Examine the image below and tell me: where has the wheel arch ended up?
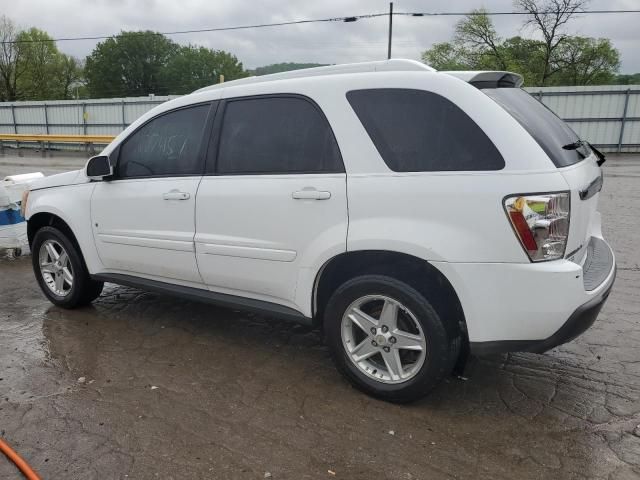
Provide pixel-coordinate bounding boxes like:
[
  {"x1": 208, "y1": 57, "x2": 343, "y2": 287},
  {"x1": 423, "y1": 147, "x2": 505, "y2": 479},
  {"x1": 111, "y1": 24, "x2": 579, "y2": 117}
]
[
  {"x1": 313, "y1": 250, "x2": 468, "y2": 342},
  {"x1": 28, "y1": 212, "x2": 85, "y2": 265}
]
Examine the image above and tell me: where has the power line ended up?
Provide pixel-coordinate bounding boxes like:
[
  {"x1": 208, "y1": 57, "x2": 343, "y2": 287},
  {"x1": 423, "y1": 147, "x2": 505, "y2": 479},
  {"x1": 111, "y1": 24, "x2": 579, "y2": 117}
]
[
  {"x1": 2, "y1": 9, "x2": 640, "y2": 45},
  {"x1": 0, "y1": 14, "x2": 389, "y2": 44},
  {"x1": 402, "y1": 9, "x2": 640, "y2": 17}
]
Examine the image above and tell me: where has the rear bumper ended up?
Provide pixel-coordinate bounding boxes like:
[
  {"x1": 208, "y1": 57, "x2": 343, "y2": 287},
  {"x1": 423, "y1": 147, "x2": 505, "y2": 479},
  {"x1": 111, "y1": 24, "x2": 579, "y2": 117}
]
[
  {"x1": 469, "y1": 263, "x2": 615, "y2": 355},
  {"x1": 432, "y1": 236, "x2": 616, "y2": 355}
]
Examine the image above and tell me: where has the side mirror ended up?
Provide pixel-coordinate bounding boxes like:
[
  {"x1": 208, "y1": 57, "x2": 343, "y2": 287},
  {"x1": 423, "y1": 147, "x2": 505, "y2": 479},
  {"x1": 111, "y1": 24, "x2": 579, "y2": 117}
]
[{"x1": 86, "y1": 155, "x2": 113, "y2": 180}]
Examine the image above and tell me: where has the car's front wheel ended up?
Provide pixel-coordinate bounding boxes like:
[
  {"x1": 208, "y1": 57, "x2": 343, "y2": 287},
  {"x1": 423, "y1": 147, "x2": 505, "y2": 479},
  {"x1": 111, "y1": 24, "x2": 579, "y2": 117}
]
[
  {"x1": 32, "y1": 226, "x2": 103, "y2": 308},
  {"x1": 324, "y1": 275, "x2": 459, "y2": 403}
]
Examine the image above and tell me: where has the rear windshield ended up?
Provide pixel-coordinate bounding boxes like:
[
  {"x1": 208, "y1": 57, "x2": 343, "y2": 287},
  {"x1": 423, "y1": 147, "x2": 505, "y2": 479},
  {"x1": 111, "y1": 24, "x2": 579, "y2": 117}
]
[{"x1": 483, "y1": 88, "x2": 588, "y2": 167}]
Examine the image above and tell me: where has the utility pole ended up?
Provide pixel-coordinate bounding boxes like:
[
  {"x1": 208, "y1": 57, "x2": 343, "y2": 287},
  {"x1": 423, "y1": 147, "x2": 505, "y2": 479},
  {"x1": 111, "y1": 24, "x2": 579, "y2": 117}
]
[{"x1": 387, "y1": 2, "x2": 393, "y2": 59}]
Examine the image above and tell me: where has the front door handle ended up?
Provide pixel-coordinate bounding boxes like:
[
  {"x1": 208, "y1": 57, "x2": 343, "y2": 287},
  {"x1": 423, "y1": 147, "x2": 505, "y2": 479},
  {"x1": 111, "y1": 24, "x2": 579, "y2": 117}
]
[
  {"x1": 163, "y1": 190, "x2": 190, "y2": 201},
  {"x1": 292, "y1": 189, "x2": 331, "y2": 200}
]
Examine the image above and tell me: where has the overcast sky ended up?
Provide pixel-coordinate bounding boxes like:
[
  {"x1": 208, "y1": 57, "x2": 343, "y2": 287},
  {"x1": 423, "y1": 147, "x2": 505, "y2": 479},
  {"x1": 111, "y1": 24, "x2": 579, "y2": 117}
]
[{"x1": 2, "y1": 0, "x2": 639, "y2": 73}]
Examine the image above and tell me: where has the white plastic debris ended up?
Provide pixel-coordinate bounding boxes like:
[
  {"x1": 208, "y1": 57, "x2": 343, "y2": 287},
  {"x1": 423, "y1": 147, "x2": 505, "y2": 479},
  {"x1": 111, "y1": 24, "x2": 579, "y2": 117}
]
[
  {"x1": 77, "y1": 376, "x2": 86, "y2": 384},
  {"x1": 388, "y1": 430, "x2": 395, "y2": 436},
  {"x1": 150, "y1": 386, "x2": 159, "y2": 390},
  {"x1": 0, "y1": 172, "x2": 44, "y2": 251}
]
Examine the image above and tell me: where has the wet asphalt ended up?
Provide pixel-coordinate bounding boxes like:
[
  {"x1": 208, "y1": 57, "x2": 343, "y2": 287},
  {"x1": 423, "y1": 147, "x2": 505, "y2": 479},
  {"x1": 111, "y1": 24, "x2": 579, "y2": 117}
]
[{"x1": 1, "y1": 152, "x2": 639, "y2": 479}]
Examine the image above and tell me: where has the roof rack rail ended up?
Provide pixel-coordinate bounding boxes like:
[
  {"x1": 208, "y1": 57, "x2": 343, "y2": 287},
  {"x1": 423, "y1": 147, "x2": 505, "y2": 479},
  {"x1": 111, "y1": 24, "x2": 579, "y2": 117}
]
[{"x1": 193, "y1": 59, "x2": 435, "y2": 93}]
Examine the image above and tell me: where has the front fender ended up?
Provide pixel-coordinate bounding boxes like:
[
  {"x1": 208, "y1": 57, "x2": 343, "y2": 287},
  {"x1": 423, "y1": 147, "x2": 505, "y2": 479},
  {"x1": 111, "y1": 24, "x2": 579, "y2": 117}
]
[{"x1": 27, "y1": 183, "x2": 104, "y2": 274}]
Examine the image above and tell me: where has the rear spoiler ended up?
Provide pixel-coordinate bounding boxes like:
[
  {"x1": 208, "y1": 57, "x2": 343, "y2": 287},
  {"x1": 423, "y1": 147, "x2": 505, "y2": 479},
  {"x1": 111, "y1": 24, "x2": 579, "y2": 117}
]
[{"x1": 441, "y1": 71, "x2": 524, "y2": 89}]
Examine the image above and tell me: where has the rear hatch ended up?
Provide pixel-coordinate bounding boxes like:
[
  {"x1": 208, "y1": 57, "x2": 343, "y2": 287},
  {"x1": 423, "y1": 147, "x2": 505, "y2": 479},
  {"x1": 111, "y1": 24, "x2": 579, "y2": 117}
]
[{"x1": 482, "y1": 87, "x2": 604, "y2": 264}]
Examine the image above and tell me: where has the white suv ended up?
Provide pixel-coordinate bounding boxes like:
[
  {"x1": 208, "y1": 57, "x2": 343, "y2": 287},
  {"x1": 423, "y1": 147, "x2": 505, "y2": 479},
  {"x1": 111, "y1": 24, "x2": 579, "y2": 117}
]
[{"x1": 24, "y1": 60, "x2": 616, "y2": 402}]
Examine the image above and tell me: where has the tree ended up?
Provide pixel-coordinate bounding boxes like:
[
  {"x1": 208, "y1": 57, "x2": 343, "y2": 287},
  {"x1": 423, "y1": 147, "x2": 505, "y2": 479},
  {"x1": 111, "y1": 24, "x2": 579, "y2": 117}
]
[
  {"x1": 58, "y1": 55, "x2": 84, "y2": 99},
  {"x1": 0, "y1": 15, "x2": 23, "y2": 101},
  {"x1": 614, "y1": 73, "x2": 640, "y2": 85},
  {"x1": 421, "y1": 8, "x2": 620, "y2": 86},
  {"x1": 421, "y1": 43, "x2": 472, "y2": 71},
  {"x1": 551, "y1": 37, "x2": 619, "y2": 85},
  {"x1": 85, "y1": 31, "x2": 178, "y2": 97},
  {"x1": 15, "y1": 28, "x2": 73, "y2": 100},
  {"x1": 161, "y1": 46, "x2": 247, "y2": 94},
  {"x1": 500, "y1": 37, "x2": 547, "y2": 86},
  {"x1": 0, "y1": 22, "x2": 83, "y2": 100},
  {"x1": 454, "y1": 9, "x2": 507, "y2": 70},
  {"x1": 252, "y1": 63, "x2": 328, "y2": 76},
  {"x1": 516, "y1": 0, "x2": 588, "y2": 85}
]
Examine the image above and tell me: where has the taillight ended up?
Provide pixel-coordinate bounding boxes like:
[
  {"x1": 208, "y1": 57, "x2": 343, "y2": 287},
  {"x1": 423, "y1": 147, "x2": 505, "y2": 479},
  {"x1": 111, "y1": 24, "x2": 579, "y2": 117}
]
[{"x1": 504, "y1": 192, "x2": 570, "y2": 262}]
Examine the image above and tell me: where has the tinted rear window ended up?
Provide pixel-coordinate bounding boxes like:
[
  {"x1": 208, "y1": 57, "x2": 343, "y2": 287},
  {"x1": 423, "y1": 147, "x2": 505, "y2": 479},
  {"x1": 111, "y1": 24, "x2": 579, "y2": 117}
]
[
  {"x1": 483, "y1": 88, "x2": 587, "y2": 167},
  {"x1": 346, "y1": 89, "x2": 504, "y2": 172}
]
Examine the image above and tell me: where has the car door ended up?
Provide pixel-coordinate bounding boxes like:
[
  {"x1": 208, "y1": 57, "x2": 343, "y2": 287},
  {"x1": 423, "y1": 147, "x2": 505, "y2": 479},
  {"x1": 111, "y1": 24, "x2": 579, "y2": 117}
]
[
  {"x1": 194, "y1": 95, "x2": 347, "y2": 309},
  {"x1": 91, "y1": 102, "x2": 214, "y2": 284}
]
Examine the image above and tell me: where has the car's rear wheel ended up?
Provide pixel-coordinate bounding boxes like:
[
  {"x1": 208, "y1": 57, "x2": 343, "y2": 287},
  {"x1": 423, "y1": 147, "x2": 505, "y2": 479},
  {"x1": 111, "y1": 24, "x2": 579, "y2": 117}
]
[
  {"x1": 32, "y1": 226, "x2": 103, "y2": 308},
  {"x1": 324, "y1": 274, "x2": 458, "y2": 403}
]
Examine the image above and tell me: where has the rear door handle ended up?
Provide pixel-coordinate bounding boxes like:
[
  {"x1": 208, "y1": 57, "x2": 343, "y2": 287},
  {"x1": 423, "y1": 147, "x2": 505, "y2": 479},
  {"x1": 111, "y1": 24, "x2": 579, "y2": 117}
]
[
  {"x1": 163, "y1": 190, "x2": 190, "y2": 200},
  {"x1": 292, "y1": 189, "x2": 331, "y2": 200}
]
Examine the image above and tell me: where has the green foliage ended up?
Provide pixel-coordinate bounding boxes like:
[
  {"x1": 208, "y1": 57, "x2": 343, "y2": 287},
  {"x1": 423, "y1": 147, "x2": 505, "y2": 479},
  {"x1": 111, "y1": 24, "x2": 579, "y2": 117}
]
[
  {"x1": 85, "y1": 31, "x2": 250, "y2": 97},
  {"x1": 422, "y1": 43, "x2": 470, "y2": 71},
  {"x1": 252, "y1": 63, "x2": 328, "y2": 76},
  {"x1": 161, "y1": 46, "x2": 248, "y2": 94},
  {"x1": 421, "y1": 11, "x2": 620, "y2": 87},
  {"x1": 1, "y1": 17, "x2": 250, "y2": 100},
  {"x1": 551, "y1": 37, "x2": 620, "y2": 85},
  {"x1": 454, "y1": 8, "x2": 507, "y2": 70},
  {"x1": 85, "y1": 31, "x2": 178, "y2": 97},
  {"x1": 0, "y1": 19, "x2": 83, "y2": 101},
  {"x1": 614, "y1": 73, "x2": 640, "y2": 85},
  {"x1": 16, "y1": 28, "x2": 83, "y2": 100}
]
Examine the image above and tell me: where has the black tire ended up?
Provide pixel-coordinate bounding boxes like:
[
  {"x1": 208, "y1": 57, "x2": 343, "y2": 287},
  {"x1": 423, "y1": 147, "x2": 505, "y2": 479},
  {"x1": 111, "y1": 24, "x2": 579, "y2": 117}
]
[
  {"x1": 324, "y1": 274, "x2": 458, "y2": 403},
  {"x1": 31, "y1": 226, "x2": 103, "y2": 308}
]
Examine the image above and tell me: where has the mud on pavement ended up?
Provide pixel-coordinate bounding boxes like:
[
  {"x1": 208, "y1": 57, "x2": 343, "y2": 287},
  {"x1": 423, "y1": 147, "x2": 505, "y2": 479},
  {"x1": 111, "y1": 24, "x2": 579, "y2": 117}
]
[{"x1": 1, "y1": 156, "x2": 639, "y2": 479}]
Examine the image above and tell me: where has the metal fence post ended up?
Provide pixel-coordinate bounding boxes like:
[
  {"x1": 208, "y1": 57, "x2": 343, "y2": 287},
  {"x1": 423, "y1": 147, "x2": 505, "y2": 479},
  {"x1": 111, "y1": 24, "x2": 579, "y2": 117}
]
[
  {"x1": 10, "y1": 104, "x2": 17, "y2": 133},
  {"x1": 43, "y1": 103, "x2": 50, "y2": 155},
  {"x1": 82, "y1": 103, "x2": 87, "y2": 135},
  {"x1": 43, "y1": 103, "x2": 49, "y2": 134},
  {"x1": 121, "y1": 99, "x2": 126, "y2": 130},
  {"x1": 82, "y1": 103, "x2": 88, "y2": 154},
  {"x1": 617, "y1": 88, "x2": 631, "y2": 154}
]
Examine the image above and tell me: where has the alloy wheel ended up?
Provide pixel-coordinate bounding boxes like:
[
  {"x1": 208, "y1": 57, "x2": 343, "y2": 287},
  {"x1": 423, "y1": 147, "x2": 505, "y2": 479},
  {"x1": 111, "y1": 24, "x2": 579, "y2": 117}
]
[
  {"x1": 39, "y1": 239, "x2": 74, "y2": 297},
  {"x1": 341, "y1": 295, "x2": 427, "y2": 384}
]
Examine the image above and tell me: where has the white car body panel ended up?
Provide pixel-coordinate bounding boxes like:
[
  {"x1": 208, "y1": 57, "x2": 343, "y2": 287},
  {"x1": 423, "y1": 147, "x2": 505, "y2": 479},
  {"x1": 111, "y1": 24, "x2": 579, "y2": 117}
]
[
  {"x1": 30, "y1": 169, "x2": 86, "y2": 190},
  {"x1": 557, "y1": 154, "x2": 603, "y2": 261},
  {"x1": 28, "y1": 183, "x2": 104, "y2": 274},
  {"x1": 24, "y1": 60, "x2": 615, "y2": 347},
  {"x1": 91, "y1": 176, "x2": 203, "y2": 283},
  {"x1": 345, "y1": 171, "x2": 569, "y2": 263},
  {"x1": 195, "y1": 173, "x2": 347, "y2": 313}
]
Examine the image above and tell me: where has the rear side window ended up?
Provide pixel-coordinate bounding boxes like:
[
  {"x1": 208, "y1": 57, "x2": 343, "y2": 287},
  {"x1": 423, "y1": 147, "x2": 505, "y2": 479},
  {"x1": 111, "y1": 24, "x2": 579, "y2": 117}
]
[
  {"x1": 117, "y1": 104, "x2": 210, "y2": 178},
  {"x1": 216, "y1": 96, "x2": 343, "y2": 175},
  {"x1": 346, "y1": 89, "x2": 504, "y2": 172},
  {"x1": 483, "y1": 88, "x2": 588, "y2": 167}
]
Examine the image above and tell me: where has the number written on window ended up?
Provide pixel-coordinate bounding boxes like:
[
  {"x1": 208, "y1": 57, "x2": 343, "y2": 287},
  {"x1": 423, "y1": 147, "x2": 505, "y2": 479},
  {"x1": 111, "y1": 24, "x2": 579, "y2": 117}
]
[{"x1": 118, "y1": 104, "x2": 210, "y2": 178}]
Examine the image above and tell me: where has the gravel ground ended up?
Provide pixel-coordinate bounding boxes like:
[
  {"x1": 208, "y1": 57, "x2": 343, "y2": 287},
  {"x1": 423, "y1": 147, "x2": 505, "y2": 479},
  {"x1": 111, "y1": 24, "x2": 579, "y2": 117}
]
[{"x1": 0, "y1": 153, "x2": 639, "y2": 479}]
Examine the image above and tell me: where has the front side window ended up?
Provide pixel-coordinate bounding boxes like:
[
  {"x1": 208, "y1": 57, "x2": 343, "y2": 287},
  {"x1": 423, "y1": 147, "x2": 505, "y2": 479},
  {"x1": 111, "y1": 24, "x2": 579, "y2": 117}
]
[
  {"x1": 117, "y1": 103, "x2": 211, "y2": 178},
  {"x1": 216, "y1": 96, "x2": 343, "y2": 175},
  {"x1": 347, "y1": 89, "x2": 504, "y2": 172}
]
